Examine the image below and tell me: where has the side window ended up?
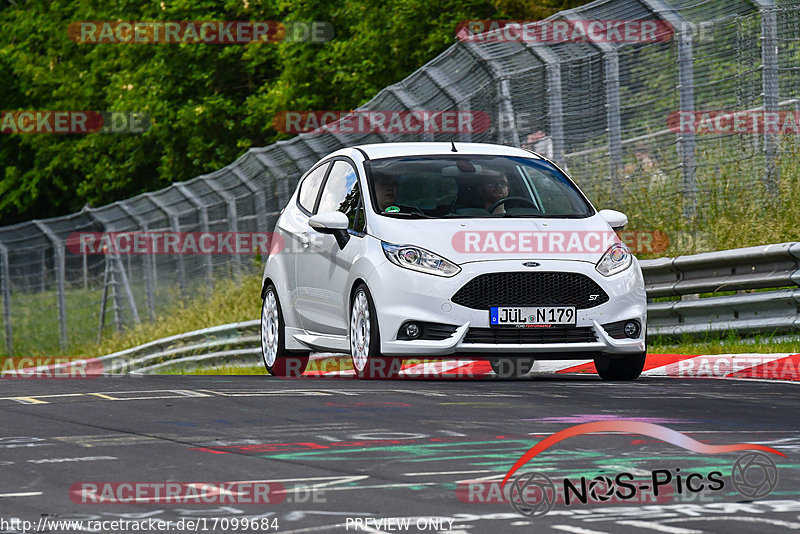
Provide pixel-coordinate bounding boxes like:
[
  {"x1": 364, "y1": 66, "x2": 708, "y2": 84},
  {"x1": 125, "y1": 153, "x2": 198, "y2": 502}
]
[
  {"x1": 297, "y1": 163, "x2": 329, "y2": 213},
  {"x1": 317, "y1": 160, "x2": 364, "y2": 233}
]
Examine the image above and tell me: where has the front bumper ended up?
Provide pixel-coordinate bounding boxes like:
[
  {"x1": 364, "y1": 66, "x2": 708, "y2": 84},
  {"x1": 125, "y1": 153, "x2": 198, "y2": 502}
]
[{"x1": 366, "y1": 258, "x2": 646, "y2": 358}]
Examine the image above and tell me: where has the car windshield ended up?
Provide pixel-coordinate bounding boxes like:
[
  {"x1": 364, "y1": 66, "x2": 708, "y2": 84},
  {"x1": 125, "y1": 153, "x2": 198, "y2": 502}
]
[{"x1": 364, "y1": 155, "x2": 594, "y2": 219}]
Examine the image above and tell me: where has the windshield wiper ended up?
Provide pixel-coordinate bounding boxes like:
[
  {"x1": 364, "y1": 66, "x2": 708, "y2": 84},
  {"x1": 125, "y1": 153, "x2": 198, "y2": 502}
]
[
  {"x1": 499, "y1": 213, "x2": 548, "y2": 218},
  {"x1": 381, "y1": 212, "x2": 437, "y2": 219}
]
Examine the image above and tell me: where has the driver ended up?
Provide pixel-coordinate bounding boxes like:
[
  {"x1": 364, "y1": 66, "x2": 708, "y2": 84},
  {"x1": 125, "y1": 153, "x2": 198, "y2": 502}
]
[
  {"x1": 477, "y1": 171, "x2": 510, "y2": 214},
  {"x1": 373, "y1": 174, "x2": 400, "y2": 212}
]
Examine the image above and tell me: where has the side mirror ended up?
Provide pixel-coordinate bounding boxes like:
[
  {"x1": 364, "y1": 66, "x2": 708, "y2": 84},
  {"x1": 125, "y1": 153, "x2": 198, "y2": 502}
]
[
  {"x1": 598, "y1": 209, "x2": 628, "y2": 231},
  {"x1": 309, "y1": 211, "x2": 350, "y2": 248}
]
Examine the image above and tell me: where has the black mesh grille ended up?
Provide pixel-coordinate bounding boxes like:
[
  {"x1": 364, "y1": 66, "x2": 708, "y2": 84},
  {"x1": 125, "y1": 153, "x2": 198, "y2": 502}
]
[
  {"x1": 451, "y1": 272, "x2": 609, "y2": 310},
  {"x1": 463, "y1": 327, "x2": 597, "y2": 344},
  {"x1": 601, "y1": 320, "x2": 627, "y2": 339}
]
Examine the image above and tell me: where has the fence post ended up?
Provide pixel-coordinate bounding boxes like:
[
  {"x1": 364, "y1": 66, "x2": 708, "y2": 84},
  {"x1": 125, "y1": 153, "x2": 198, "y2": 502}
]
[
  {"x1": 146, "y1": 193, "x2": 186, "y2": 294},
  {"x1": 387, "y1": 86, "x2": 434, "y2": 142},
  {"x1": 113, "y1": 252, "x2": 140, "y2": 326},
  {"x1": 0, "y1": 244, "x2": 12, "y2": 354},
  {"x1": 243, "y1": 153, "x2": 285, "y2": 232},
  {"x1": 423, "y1": 64, "x2": 471, "y2": 142},
  {"x1": 33, "y1": 221, "x2": 67, "y2": 350},
  {"x1": 114, "y1": 203, "x2": 156, "y2": 321},
  {"x1": 562, "y1": 12, "x2": 623, "y2": 194},
  {"x1": 175, "y1": 183, "x2": 214, "y2": 286},
  {"x1": 204, "y1": 177, "x2": 242, "y2": 276},
  {"x1": 640, "y1": 0, "x2": 697, "y2": 218},
  {"x1": 463, "y1": 42, "x2": 520, "y2": 147},
  {"x1": 522, "y1": 42, "x2": 565, "y2": 163},
  {"x1": 753, "y1": 0, "x2": 780, "y2": 195}
]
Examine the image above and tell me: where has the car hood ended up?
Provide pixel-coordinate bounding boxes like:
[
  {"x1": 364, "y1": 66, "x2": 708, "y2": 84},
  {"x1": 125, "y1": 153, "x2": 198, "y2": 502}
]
[{"x1": 369, "y1": 213, "x2": 619, "y2": 265}]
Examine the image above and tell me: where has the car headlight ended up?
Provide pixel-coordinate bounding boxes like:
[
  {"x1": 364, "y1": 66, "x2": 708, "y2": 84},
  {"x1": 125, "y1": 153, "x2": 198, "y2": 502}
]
[
  {"x1": 381, "y1": 242, "x2": 461, "y2": 277},
  {"x1": 596, "y1": 242, "x2": 632, "y2": 276}
]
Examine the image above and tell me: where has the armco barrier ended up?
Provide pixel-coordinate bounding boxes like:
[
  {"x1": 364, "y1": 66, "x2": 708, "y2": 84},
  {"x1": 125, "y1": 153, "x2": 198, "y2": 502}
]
[
  {"x1": 640, "y1": 242, "x2": 800, "y2": 338},
  {"x1": 99, "y1": 319, "x2": 259, "y2": 374}
]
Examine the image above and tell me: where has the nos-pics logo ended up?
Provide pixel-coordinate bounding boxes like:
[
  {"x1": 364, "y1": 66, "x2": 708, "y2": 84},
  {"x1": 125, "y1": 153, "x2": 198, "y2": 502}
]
[{"x1": 502, "y1": 420, "x2": 782, "y2": 518}]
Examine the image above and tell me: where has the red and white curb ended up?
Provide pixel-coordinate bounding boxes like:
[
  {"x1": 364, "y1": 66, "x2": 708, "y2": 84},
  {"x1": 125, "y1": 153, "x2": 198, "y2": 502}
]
[{"x1": 303, "y1": 353, "x2": 800, "y2": 381}]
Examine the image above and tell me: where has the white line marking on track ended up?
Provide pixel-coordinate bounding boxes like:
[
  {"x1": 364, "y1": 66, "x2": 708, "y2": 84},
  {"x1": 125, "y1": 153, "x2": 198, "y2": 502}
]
[
  {"x1": 0, "y1": 492, "x2": 42, "y2": 497},
  {"x1": 404, "y1": 469, "x2": 493, "y2": 476},
  {"x1": 659, "y1": 516, "x2": 800, "y2": 529},
  {"x1": 617, "y1": 520, "x2": 703, "y2": 533},
  {"x1": 552, "y1": 525, "x2": 612, "y2": 534},
  {"x1": 275, "y1": 523, "x2": 348, "y2": 534},
  {"x1": 312, "y1": 482, "x2": 439, "y2": 491}
]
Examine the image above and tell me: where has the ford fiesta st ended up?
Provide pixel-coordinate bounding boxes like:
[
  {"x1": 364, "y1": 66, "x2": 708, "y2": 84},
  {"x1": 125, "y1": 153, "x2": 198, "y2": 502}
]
[{"x1": 260, "y1": 142, "x2": 647, "y2": 380}]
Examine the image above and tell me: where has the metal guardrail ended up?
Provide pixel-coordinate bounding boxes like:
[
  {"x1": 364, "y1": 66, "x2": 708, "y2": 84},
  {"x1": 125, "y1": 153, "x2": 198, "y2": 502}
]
[
  {"x1": 640, "y1": 243, "x2": 800, "y2": 338},
  {"x1": 100, "y1": 319, "x2": 259, "y2": 374}
]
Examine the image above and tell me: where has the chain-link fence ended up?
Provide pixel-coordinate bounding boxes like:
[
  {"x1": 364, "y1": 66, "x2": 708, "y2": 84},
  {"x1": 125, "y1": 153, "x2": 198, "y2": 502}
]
[{"x1": 1, "y1": 0, "x2": 799, "y2": 356}]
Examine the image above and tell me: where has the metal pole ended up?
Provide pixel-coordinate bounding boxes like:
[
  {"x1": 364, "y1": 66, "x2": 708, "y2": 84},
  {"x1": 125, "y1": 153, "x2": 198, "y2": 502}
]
[
  {"x1": 146, "y1": 193, "x2": 186, "y2": 294},
  {"x1": 40, "y1": 249, "x2": 46, "y2": 292},
  {"x1": 110, "y1": 255, "x2": 122, "y2": 332},
  {"x1": 205, "y1": 177, "x2": 242, "y2": 275},
  {"x1": 233, "y1": 161, "x2": 273, "y2": 233},
  {"x1": 175, "y1": 183, "x2": 214, "y2": 286},
  {"x1": 562, "y1": 12, "x2": 623, "y2": 193},
  {"x1": 115, "y1": 203, "x2": 155, "y2": 321},
  {"x1": 463, "y1": 42, "x2": 520, "y2": 147},
  {"x1": 113, "y1": 252, "x2": 140, "y2": 325},
  {"x1": 98, "y1": 255, "x2": 109, "y2": 342},
  {"x1": 522, "y1": 42, "x2": 565, "y2": 163},
  {"x1": 753, "y1": 0, "x2": 780, "y2": 195},
  {"x1": 641, "y1": 0, "x2": 697, "y2": 218},
  {"x1": 424, "y1": 65, "x2": 471, "y2": 142},
  {"x1": 0, "y1": 245, "x2": 12, "y2": 354},
  {"x1": 34, "y1": 221, "x2": 68, "y2": 350},
  {"x1": 387, "y1": 86, "x2": 434, "y2": 142}
]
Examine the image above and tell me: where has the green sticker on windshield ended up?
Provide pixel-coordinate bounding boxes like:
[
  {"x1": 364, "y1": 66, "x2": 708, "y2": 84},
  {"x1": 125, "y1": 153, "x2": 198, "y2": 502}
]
[{"x1": 385, "y1": 206, "x2": 400, "y2": 213}]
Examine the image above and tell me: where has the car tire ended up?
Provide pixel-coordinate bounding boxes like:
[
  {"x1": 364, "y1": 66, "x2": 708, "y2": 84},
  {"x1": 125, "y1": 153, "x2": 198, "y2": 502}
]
[
  {"x1": 261, "y1": 284, "x2": 309, "y2": 377},
  {"x1": 594, "y1": 352, "x2": 646, "y2": 381},
  {"x1": 489, "y1": 358, "x2": 535, "y2": 378},
  {"x1": 349, "y1": 283, "x2": 401, "y2": 379}
]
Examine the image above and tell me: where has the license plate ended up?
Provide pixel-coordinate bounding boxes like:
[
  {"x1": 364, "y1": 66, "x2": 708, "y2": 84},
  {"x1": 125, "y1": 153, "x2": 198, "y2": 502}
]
[{"x1": 490, "y1": 306, "x2": 576, "y2": 327}]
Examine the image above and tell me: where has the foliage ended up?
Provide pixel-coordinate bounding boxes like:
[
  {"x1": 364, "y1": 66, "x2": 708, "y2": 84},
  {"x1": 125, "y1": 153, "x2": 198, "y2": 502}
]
[{"x1": 0, "y1": 0, "x2": 595, "y2": 225}]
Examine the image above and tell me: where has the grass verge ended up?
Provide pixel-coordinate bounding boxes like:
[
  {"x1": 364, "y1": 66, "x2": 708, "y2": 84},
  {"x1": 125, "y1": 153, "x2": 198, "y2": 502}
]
[{"x1": 1, "y1": 274, "x2": 261, "y2": 363}]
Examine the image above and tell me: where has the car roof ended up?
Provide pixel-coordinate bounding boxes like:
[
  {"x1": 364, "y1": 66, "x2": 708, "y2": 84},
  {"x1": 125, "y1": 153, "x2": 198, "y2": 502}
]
[{"x1": 333, "y1": 142, "x2": 544, "y2": 161}]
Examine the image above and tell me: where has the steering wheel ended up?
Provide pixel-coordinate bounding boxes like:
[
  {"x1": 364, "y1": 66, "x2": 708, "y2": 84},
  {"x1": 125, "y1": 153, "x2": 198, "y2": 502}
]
[{"x1": 487, "y1": 196, "x2": 539, "y2": 213}]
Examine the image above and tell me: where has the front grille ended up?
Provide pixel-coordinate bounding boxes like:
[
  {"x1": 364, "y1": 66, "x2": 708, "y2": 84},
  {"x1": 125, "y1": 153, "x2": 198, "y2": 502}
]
[
  {"x1": 451, "y1": 272, "x2": 609, "y2": 310},
  {"x1": 463, "y1": 326, "x2": 597, "y2": 344}
]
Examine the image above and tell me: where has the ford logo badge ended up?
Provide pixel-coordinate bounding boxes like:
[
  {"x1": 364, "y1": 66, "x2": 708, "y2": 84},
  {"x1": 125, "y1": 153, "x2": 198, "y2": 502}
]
[{"x1": 523, "y1": 262, "x2": 540, "y2": 267}]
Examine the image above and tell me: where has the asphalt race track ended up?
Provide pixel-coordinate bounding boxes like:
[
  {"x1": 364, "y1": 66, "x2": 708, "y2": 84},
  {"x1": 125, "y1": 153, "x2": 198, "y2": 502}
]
[{"x1": 0, "y1": 374, "x2": 798, "y2": 534}]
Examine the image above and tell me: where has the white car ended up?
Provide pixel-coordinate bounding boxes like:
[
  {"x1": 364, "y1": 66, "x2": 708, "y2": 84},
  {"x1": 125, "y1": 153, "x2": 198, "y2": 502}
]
[{"x1": 260, "y1": 142, "x2": 647, "y2": 380}]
